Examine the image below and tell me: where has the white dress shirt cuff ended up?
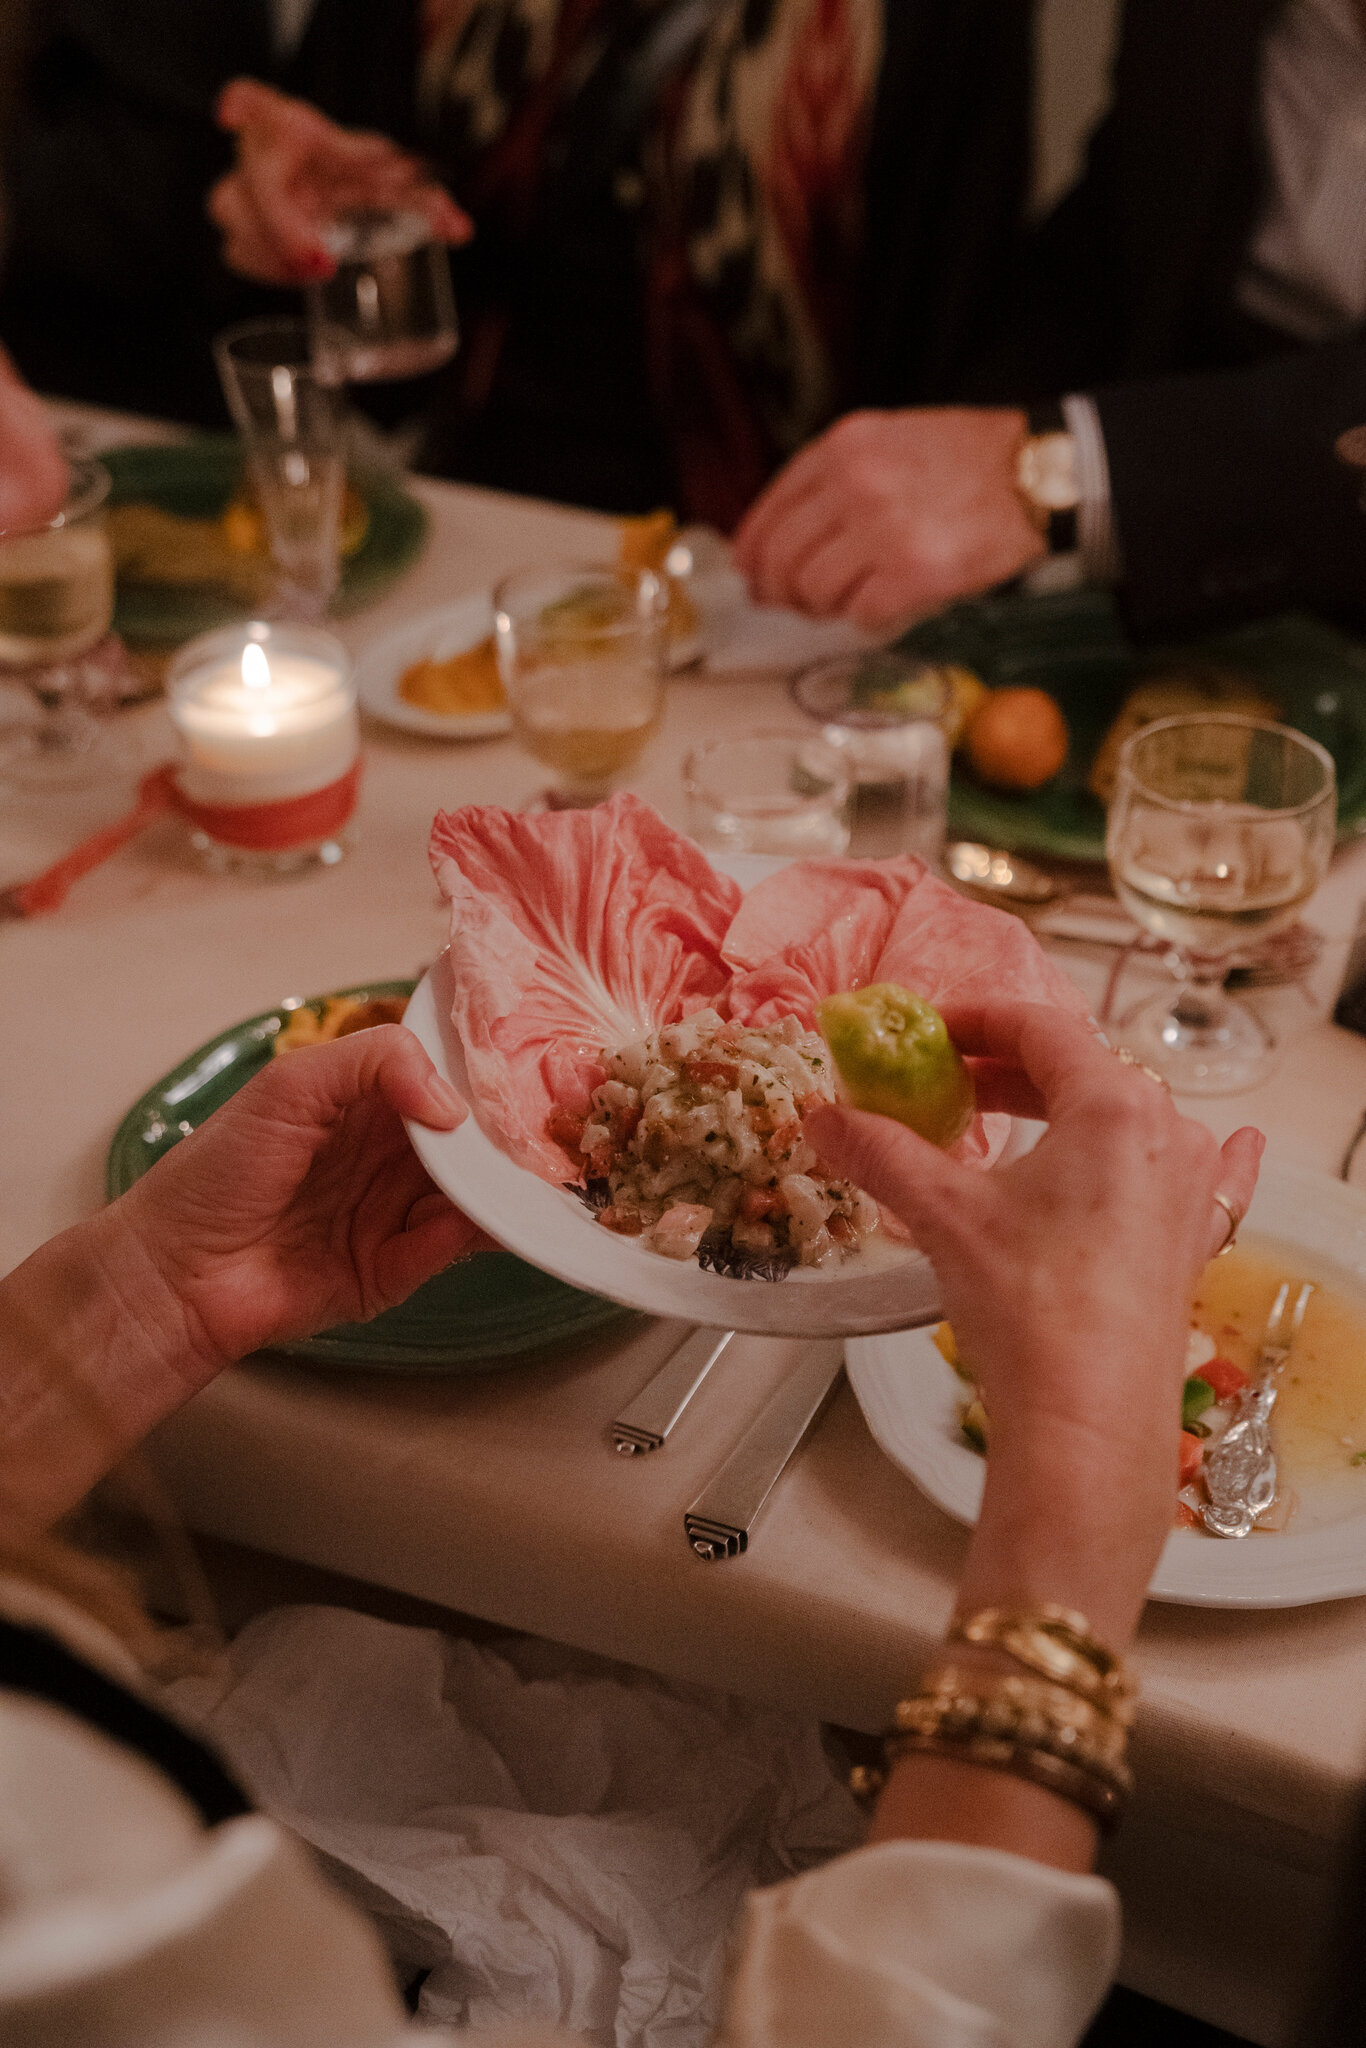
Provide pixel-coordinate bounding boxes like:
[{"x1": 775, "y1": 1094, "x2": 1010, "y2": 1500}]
[
  {"x1": 715, "y1": 1838, "x2": 1121, "y2": 2048},
  {"x1": 1061, "y1": 394, "x2": 1122, "y2": 583}
]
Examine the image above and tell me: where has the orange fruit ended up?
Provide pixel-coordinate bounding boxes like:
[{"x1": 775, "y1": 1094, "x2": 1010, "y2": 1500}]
[{"x1": 964, "y1": 687, "x2": 1069, "y2": 791}]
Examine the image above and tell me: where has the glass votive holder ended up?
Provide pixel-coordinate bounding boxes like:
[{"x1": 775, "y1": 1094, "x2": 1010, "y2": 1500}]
[
  {"x1": 684, "y1": 728, "x2": 851, "y2": 857},
  {"x1": 168, "y1": 621, "x2": 360, "y2": 875},
  {"x1": 790, "y1": 651, "x2": 950, "y2": 862}
]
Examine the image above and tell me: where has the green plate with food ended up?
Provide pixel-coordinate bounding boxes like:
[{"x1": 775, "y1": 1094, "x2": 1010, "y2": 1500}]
[
  {"x1": 896, "y1": 588, "x2": 1366, "y2": 862},
  {"x1": 106, "y1": 981, "x2": 635, "y2": 1373},
  {"x1": 103, "y1": 439, "x2": 428, "y2": 647}
]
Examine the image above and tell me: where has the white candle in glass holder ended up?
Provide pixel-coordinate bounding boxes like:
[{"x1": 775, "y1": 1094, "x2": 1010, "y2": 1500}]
[{"x1": 169, "y1": 624, "x2": 358, "y2": 806}]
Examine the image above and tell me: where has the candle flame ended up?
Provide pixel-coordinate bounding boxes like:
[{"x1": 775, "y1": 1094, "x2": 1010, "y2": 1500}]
[{"x1": 241, "y1": 642, "x2": 271, "y2": 691}]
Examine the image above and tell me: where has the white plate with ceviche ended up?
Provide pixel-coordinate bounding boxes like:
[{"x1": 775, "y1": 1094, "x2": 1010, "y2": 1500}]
[
  {"x1": 846, "y1": 1160, "x2": 1366, "y2": 1608},
  {"x1": 403, "y1": 794, "x2": 1091, "y2": 1339}
]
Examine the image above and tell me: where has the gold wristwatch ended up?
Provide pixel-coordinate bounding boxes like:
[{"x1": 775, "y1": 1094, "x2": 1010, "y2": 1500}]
[{"x1": 1015, "y1": 401, "x2": 1080, "y2": 553}]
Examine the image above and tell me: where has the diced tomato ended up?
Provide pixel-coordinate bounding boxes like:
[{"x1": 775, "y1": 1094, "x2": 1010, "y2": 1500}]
[
  {"x1": 828, "y1": 1214, "x2": 856, "y2": 1245},
  {"x1": 546, "y1": 1107, "x2": 586, "y2": 1151},
  {"x1": 764, "y1": 1118, "x2": 803, "y2": 1162},
  {"x1": 1196, "y1": 1356, "x2": 1248, "y2": 1402},
  {"x1": 1175, "y1": 1499, "x2": 1202, "y2": 1530},
  {"x1": 608, "y1": 1101, "x2": 642, "y2": 1146},
  {"x1": 1178, "y1": 1432, "x2": 1205, "y2": 1485},
  {"x1": 598, "y1": 1207, "x2": 644, "y2": 1236},
  {"x1": 684, "y1": 1057, "x2": 740, "y2": 1089},
  {"x1": 740, "y1": 1185, "x2": 786, "y2": 1223},
  {"x1": 585, "y1": 1142, "x2": 614, "y2": 1179}
]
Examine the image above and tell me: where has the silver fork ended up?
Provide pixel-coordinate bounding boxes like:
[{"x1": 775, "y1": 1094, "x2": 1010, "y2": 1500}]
[{"x1": 1199, "y1": 1280, "x2": 1316, "y2": 1538}]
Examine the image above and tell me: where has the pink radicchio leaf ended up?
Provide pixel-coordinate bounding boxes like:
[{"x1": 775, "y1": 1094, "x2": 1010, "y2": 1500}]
[{"x1": 430, "y1": 794, "x2": 741, "y2": 1178}]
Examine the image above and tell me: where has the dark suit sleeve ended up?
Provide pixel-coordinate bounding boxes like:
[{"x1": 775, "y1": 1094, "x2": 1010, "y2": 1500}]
[{"x1": 1094, "y1": 339, "x2": 1366, "y2": 639}]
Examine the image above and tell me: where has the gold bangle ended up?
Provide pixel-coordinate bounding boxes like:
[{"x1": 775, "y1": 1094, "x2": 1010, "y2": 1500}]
[
  {"x1": 852, "y1": 1665, "x2": 1132, "y2": 1832},
  {"x1": 947, "y1": 1604, "x2": 1137, "y2": 1726},
  {"x1": 898, "y1": 1667, "x2": 1131, "y2": 1774},
  {"x1": 886, "y1": 1729, "x2": 1127, "y2": 1834}
]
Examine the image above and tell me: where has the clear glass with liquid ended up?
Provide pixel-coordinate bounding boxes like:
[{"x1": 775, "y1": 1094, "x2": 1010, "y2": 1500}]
[
  {"x1": 0, "y1": 459, "x2": 116, "y2": 792},
  {"x1": 309, "y1": 209, "x2": 458, "y2": 384},
  {"x1": 684, "y1": 730, "x2": 852, "y2": 857},
  {"x1": 1106, "y1": 715, "x2": 1336, "y2": 1092},
  {"x1": 495, "y1": 565, "x2": 667, "y2": 806}
]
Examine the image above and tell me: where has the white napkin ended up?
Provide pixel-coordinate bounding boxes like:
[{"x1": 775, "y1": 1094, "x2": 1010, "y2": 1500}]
[{"x1": 164, "y1": 1607, "x2": 863, "y2": 2048}]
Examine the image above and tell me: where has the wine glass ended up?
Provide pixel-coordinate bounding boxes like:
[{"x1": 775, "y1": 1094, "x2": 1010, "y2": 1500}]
[
  {"x1": 214, "y1": 318, "x2": 347, "y2": 622},
  {"x1": 307, "y1": 209, "x2": 458, "y2": 385},
  {"x1": 494, "y1": 564, "x2": 668, "y2": 808},
  {"x1": 0, "y1": 458, "x2": 115, "y2": 792},
  {"x1": 1106, "y1": 714, "x2": 1336, "y2": 1093}
]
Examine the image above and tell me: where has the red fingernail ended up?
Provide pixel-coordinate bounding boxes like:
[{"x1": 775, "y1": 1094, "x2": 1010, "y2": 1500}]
[{"x1": 290, "y1": 251, "x2": 334, "y2": 282}]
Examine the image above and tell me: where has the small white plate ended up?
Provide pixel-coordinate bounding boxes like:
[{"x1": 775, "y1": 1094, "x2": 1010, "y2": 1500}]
[
  {"x1": 356, "y1": 594, "x2": 510, "y2": 739},
  {"x1": 846, "y1": 1160, "x2": 1366, "y2": 1609}
]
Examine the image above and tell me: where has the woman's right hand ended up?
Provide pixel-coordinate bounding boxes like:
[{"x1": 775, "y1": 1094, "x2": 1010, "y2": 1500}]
[
  {"x1": 209, "y1": 79, "x2": 471, "y2": 285},
  {"x1": 806, "y1": 1002, "x2": 1264, "y2": 1650}
]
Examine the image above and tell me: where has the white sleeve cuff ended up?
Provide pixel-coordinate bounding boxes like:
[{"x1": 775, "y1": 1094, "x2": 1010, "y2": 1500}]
[
  {"x1": 1061, "y1": 394, "x2": 1122, "y2": 583},
  {"x1": 715, "y1": 1838, "x2": 1120, "y2": 2048}
]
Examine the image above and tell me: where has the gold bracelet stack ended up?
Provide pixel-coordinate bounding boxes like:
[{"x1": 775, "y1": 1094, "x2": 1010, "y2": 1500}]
[{"x1": 851, "y1": 1605, "x2": 1136, "y2": 1834}]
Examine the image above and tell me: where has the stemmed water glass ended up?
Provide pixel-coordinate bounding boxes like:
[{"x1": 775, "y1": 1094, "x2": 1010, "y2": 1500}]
[
  {"x1": 215, "y1": 318, "x2": 347, "y2": 622},
  {"x1": 307, "y1": 210, "x2": 458, "y2": 385},
  {"x1": 0, "y1": 458, "x2": 116, "y2": 792},
  {"x1": 494, "y1": 565, "x2": 668, "y2": 808},
  {"x1": 1106, "y1": 714, "x2": 1337, "y2": 1093}
]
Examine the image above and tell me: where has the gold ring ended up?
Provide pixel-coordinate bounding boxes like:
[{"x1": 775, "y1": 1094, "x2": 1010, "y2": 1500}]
[
  {"x1": 1212, "y1": 1191, "x2": 1242, "y2": 1257},
  {"x1": 1113, "y1": 1045, "x2": 1172, "y2": 1094}
]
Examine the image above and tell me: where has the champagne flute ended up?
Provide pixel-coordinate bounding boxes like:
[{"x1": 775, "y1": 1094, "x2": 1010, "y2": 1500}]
[
  {"x1": 214, "y1": 318, "x2": 347, "y2": 623},
  {"x1": 494, "y1": 565, "x2": 668, "y2": 808},
  {"x1": 1106, "y1": 714, "x2": 1336, "y2": 1093},
  {"x1": 0, "y1": 458, "x2": 115, "y2": 792}
]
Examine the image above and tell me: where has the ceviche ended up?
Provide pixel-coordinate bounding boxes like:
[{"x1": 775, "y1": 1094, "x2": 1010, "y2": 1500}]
[{"x1": 548, "y1": 1008, "x2": 878, "y2": 1272}]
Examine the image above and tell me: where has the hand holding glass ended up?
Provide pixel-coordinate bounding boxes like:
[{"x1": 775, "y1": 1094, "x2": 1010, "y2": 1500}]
[
  {"x1": 1106, "y1": 714, "x2": 1336, "y2": 1092},
  {"x1": 308, "y1": 209, "x2": 458, "y2": 384}
]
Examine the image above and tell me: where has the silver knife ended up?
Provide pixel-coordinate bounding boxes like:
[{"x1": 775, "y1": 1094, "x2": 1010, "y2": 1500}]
[
  {"x1": 611, "y1": 1327, "x2": 734, "y2": 1454},
  {"x1": 684, "y1": 1342, "x2": 844, "y2": 1559}
]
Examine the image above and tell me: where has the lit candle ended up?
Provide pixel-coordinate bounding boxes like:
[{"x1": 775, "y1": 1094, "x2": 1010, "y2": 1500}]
[
  {"x1": 167, "y1": 622, "x2": 359, "y2": 867},
  {"x1": 170, "y1": 622, "x2": 358, "y2": 803}
]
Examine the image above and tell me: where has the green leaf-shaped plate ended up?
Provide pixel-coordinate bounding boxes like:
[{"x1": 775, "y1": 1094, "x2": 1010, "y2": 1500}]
[
  {"x1": 104, "y1": 439, "x2": 428, "y2": 646},
  {"x1": 897, "y1": 589, "x2": 1366, "y2": 863},
  {"x1": 106, "y1": 982, "x2": 636, "y2": 1374}
]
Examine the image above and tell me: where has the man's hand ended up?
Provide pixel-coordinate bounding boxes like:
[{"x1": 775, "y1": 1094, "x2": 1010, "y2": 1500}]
[
  {"x1": 209, "y1": 79, "x2": 471, "y2": 285},
  {"x1": 732, "y1": 407, "x2": 1046, "y2": 632}
]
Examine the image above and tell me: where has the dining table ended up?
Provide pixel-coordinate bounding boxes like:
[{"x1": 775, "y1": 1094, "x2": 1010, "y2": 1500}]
[{"x1": 7, "y1": 397, "x2": 1366, "y2": 2047}]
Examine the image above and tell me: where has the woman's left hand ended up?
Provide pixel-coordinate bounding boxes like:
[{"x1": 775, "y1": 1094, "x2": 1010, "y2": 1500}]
[
  {"x1": 0, "y1": 1026, "x2": 487, "y2": 1527},
  {"x1": 114, "y1": 1025, "x2": 486, "y2": 1377}
]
